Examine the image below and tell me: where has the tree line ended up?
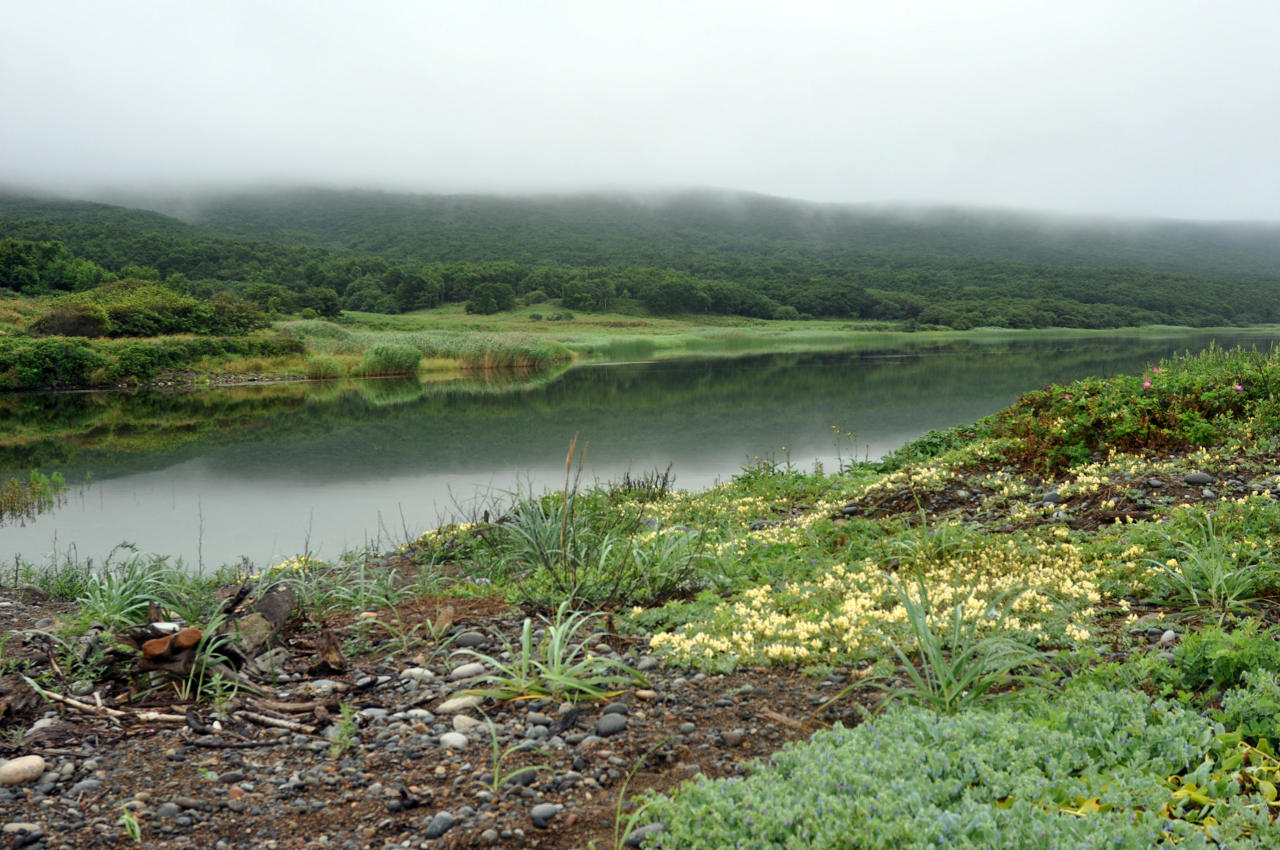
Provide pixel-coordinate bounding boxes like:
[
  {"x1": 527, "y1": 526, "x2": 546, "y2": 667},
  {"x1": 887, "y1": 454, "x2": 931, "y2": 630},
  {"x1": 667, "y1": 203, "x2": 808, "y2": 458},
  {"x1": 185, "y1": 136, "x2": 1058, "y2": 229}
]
[{"x1": 3, "y1": 191, "x2": 1279, "y2": 330}]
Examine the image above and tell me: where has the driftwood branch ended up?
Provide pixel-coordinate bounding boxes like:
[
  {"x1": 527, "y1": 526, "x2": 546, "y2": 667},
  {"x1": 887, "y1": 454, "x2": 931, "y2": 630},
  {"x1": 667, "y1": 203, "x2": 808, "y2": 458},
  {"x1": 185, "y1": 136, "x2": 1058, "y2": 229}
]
[
  {"x1": 23, "y1": 678, "x2": 186, "y2": 723},
  {"x1": 238, "y1": 709, "x2": 318, "y2": 736}
]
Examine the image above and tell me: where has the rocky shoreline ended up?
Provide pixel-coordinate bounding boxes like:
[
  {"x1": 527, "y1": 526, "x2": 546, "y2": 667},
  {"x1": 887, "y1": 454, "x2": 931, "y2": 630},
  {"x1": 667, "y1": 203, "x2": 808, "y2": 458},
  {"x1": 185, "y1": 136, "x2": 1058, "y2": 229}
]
[{"x1": 0, "y1": 590, "x2": 842, "y2": 850}]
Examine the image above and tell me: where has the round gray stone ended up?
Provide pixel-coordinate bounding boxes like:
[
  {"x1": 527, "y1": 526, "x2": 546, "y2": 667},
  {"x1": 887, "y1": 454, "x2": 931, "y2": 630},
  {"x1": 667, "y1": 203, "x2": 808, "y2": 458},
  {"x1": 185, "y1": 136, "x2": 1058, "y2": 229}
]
[
  {"x1": 625, "y1": 822, "x2": 668, "y2": 846},
  {"x1": 595, "y1": 714, "x2": 628, "y2": 737},
  {"x1": 439, "y1": 732, "x2": 469, "y2": 750},
  {"x1": 449, "y1": 662, "x2": 486, "y2": 681},
  {"x1": 530, "y1": 802, "x2": 562, "y2": 828},
  {"x1": 423, "y1": 811, "x2": 456, "y2": 839}
]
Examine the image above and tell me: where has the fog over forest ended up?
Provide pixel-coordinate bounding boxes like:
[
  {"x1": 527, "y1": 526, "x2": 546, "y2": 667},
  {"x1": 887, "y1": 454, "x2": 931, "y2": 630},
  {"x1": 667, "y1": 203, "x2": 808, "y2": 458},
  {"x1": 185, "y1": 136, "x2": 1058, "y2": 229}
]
[{"x1": 2, "y1": 1, "x2": 1278, "y2": 221}]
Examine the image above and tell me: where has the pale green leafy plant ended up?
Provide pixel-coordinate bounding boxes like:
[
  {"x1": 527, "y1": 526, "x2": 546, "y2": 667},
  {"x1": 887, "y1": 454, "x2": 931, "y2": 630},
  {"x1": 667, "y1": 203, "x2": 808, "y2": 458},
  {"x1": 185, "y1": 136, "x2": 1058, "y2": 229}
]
[
  {"x1": 879, "y1": 576, "x2": 1054, "y2": 715},
  {"x1": 454, "y1": 600, "x2": 646, "y2": 702}
]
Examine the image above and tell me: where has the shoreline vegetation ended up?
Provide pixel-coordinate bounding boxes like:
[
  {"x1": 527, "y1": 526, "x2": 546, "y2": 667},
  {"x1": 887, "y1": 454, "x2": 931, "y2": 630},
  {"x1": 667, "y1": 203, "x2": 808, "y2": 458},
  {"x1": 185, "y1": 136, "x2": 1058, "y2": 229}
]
[
  {"x1": 3, "y1": 298, "x2": 1278, "y2": 392},
  {"x1": 8, "y1": 346, "x2": 1280, "y2": 845}
]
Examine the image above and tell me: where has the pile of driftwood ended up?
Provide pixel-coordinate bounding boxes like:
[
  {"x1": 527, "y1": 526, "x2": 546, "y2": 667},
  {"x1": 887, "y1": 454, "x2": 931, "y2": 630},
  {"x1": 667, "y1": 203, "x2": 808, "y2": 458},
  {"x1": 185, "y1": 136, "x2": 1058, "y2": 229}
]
[{"x1": 3, "y1": 581, "x2": 369, "y2": 750}]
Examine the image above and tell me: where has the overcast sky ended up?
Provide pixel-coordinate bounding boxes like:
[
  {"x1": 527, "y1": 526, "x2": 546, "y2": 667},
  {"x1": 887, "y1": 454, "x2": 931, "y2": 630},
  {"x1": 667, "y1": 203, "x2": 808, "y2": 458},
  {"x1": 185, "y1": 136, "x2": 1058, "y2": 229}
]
[{"x1": 2, "y1": 0, "x2": 1278, "y2": 220}]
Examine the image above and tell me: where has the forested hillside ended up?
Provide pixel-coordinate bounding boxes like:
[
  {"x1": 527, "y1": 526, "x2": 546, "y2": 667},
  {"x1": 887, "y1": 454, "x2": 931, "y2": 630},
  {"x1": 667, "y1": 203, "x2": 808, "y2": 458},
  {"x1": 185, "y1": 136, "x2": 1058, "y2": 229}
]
[{"x1": 3, "y1": 187, "x2": 1279, "y2": 329}]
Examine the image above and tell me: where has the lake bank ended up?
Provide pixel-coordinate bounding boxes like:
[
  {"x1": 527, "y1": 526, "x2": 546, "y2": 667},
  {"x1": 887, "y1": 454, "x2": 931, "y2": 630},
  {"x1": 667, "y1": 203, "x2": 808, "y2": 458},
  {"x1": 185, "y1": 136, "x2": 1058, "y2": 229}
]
[
  {"x1": 7, "y1": 345, "x2": 1280, "y2": 846},
  {"x1": 5, "y1": 328, "x2": 1280, "y2": 570}
]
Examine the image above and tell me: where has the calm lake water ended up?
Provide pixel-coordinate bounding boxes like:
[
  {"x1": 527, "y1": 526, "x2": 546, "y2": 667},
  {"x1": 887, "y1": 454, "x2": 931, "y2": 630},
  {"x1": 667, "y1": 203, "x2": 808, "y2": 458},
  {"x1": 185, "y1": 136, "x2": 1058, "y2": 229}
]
[{"x1": 3, "y1": 330, "x2": 1277, "y2": 570}]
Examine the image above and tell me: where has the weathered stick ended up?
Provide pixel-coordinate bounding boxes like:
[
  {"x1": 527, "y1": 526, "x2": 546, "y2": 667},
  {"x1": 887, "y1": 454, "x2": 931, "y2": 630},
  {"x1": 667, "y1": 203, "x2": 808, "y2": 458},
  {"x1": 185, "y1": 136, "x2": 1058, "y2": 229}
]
[
  {"x1": 237, "y1": 710, "x2": 318, "y2": 735},
  {"x1": 23, "y1": 679, "x2": 186, "y2": 723}
]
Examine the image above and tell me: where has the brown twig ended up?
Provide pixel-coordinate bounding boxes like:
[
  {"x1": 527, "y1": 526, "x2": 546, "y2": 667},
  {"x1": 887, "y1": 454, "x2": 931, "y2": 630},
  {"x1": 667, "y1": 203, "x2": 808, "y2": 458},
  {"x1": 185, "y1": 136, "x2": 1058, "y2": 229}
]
[
  {"x1": 237, "y1": 710, "x2": 318, "y2": 736},
  {"x1": 24, "y1": 679, "x2": 186, "y2": 723}
]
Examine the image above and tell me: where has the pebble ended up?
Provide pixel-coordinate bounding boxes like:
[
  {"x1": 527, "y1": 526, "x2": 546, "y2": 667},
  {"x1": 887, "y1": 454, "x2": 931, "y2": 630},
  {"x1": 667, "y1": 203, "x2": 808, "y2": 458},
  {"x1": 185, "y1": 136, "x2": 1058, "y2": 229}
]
[
  {"x1": 722, "y1": 729, "x2": 745, "y2": 747},
  {"x1": 401, "y1": 667, "x2": 433, "y2": 682},
  {"x1": 423, "y1": 811, "x2": 456, "y2": 839},
  {"x1": 602, "y1": 702, "x2": 629, "y2": 716},
  {"x1": 305, "y1": 679, "x2": 342, "y2": 696},
  {"x1": 529, "y1": 803, "x2": 562, "y2": 828},
  {"x1": 595, "y1": 714, "x2": 628, "y2": 737},
  {"x1": 1, "y1": 823, "x2": 43, "y2": 849},
  {"x1": 437, "y1": 694, "x2": 483, "y2": 714},
  {"x1": 452, "y1": 715, "x2": 482, "y2": 733},
  {"x1": 440, "y1": 732, "x2": 469, "y2": 750},
  {"x1": 1183, "y1": 472, "x2": 1216, "y2": 485},
  {"x1": 625, "y1": 822, "x2": 668, "y2": 846},
  {"x1": 0, "y1": 756, "x2": 46, "y2": 786},
  {"x1": 455, "y1": 631, "x2": 486, "y2": 648},
  {"x1": 449, "y1": 662, "x2": 486, "y2": 681},
  {"x1": 1159, "y1": 629, "x2": 1178, "y2": 646}
]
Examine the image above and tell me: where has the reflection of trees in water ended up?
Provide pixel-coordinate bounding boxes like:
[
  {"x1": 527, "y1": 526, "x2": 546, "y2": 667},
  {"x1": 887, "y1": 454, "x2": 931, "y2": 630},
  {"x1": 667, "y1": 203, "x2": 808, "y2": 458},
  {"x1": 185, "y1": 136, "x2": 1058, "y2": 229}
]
[{"x1": 3, "y1": 333, "x2": 1276, "y2": 482}]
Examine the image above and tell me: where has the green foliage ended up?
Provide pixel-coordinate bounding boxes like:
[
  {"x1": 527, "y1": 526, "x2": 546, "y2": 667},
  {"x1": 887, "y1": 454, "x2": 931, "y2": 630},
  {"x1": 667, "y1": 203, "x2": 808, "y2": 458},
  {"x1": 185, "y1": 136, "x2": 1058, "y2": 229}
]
[
  {"x1": 7, "y1": 189, "x2": 1280, "y2": 327},
  {"x1": 352, "y1": 342, "x2": 423, "y2": 377},
  {"x1": 650, "y1": 688, "x2": 1280, "y2": 849},
  {"x1": 1221, "y1": 670, "x2": 1280, "y2": 740},
  {"x1": 1175, "y1": 620, "x2": 1280, "y2": 693},
  {"x1": 0, "y1": 333, "x2": 304, "y2": 389},
  {"x1": 304, "y1": 354, "x2": 341, "y2": 379},
  {"x1": 988, "y1": 345, "x2": 1280, "y2": 472},
  {"x1": 480, "y1": 712, "x2": 550, "y2": 793},
  {"x1": 454, "y1": 601, "x2": 646, "y2": 702},
  {"x1": 270, "y1": 556, "x2": 408, "y2": 619},
  {"x1": 1148, "y1": 512, "x2": 1272, "y2": 619},
  {"x1": 876, "y1": 424, "x2": 974, "y2": 473},
  {"x1": 29, "y1": 279, "x2": 270, "y2": 337},
  {"x1": 876, "y1": 577, "x2": 1053, "y2": 714},
  {"x1": 328, "y1": 702, "x2": 359, "y2": 758},
  {"x1": 74, "y1": 554, "x2": 165, "y2": 629},
  {"x1": 465, "y1": 281, "x2": 517, "y2": 314},
  {"x1": 0, "y1": 237, "x2": 113, "y2": 293},
  {"x1": 484, "y1": 465, "x2": 709, "y2": 610}
]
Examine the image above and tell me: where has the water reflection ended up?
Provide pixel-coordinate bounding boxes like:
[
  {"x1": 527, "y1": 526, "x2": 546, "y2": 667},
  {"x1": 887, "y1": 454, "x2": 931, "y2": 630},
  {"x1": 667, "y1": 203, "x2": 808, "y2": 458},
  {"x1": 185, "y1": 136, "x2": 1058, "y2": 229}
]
[{"x1": 3, "y1": 331, "x2": 1276, "y2": 569}]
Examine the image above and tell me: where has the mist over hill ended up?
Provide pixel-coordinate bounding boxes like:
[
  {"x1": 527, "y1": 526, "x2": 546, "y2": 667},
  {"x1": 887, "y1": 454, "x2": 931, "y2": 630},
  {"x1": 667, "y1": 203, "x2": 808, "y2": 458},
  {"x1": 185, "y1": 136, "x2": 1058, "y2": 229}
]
[
  {"x1": 164, "y1": 187, "x2": 1280, "y2": 280},
  {"x1": 3, "y1": 185, "x2": 1279, "y2": 330}
]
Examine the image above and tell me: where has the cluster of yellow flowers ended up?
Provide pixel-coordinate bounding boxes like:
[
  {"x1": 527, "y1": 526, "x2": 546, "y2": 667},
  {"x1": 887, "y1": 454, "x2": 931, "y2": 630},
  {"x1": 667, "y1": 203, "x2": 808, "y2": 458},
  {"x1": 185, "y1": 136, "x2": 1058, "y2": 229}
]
[
  {"x1": 651, "y1": 536, "x2": 1107, "y2": 666},
  {"x1": 249, "y1": 554, "x2": 327, "y2": 581},
  {"x1": 858, "y1": 464, "x2": 957, "y2": 501},
  {"x1": 398, "y1": 521, "x2": 481, "y2": 553}
]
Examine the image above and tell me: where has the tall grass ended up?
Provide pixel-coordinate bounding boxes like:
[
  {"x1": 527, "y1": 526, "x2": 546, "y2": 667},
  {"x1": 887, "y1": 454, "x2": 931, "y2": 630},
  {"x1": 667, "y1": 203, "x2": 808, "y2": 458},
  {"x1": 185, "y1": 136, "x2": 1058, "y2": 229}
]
[
  {"x1": 352, "y1": 343, "x2": 423, "y2": 377},
  {"x1": 284, "y1": 321, "x2": 573, "y2": 370}
]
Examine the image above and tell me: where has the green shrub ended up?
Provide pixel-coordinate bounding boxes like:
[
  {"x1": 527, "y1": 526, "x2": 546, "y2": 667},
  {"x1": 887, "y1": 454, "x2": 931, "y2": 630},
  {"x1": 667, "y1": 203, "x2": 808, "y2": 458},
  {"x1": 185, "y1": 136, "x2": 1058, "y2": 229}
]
[
  {"x1": 483, "y1": 469, "x2": 710, "y2": 610},
  {"x1": 0, "y1": 334, "x2": 304, "y2": 388},
  {"x1": 1175, "y1": 619, "x2": 1280, "y2": 693},
  {"x1": 465, "y1": 282, "x2": 517, "y2": 315},
  {"x1": 986, "y1": 345, "x2": 1280, "y2": 473},
  {"x1": 1221, "y1": 670, "x2": 1280, "y2": 740},
  {"x1": 353, "y1": 343, "x2": 422, "y2": 377},
  {"x1": 0, "y1": 336, "x2": 106, "y2": 388},
  {"x1": 650, "y1": 688, "x2": 1280, "y2": 848},
  {"x1": 876, "y1": 424, "x2": 974, "y2": 472},
  {"x1": 305, "y1": 355, "x2": 341, "y2": 379},
  {"x1": 28, "y1": 279, "x2": 270, "y2": 338}
]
